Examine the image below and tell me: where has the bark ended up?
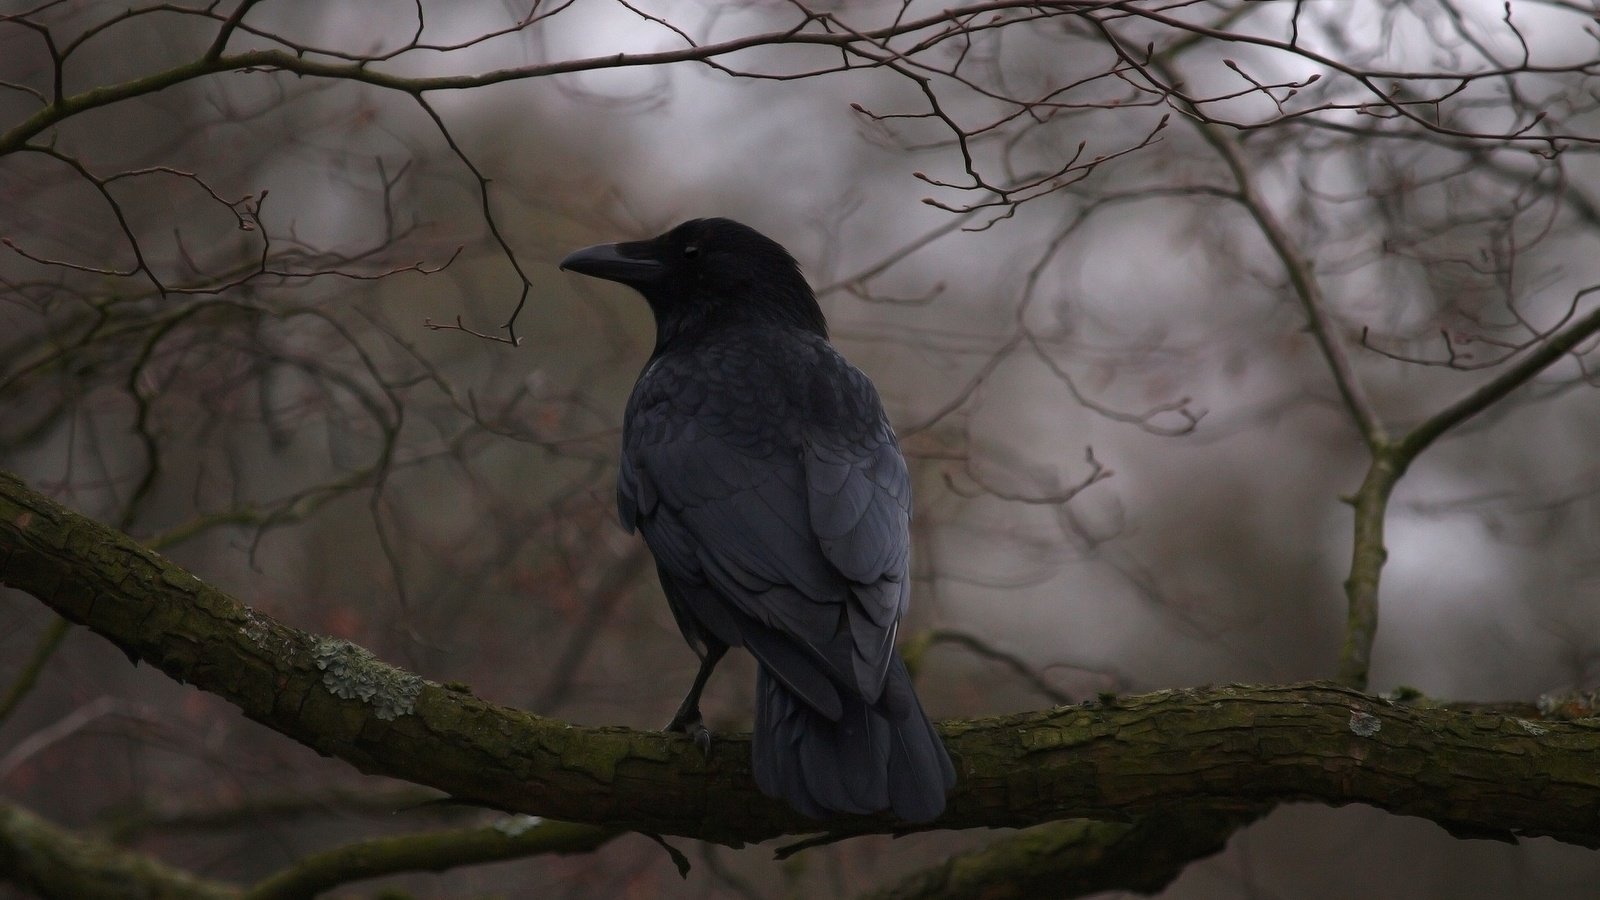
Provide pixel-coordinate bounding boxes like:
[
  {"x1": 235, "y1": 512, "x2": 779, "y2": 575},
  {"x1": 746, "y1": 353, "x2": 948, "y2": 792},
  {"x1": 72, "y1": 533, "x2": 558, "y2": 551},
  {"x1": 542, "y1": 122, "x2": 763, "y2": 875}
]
[{"x1": 4, "y1": 469, "x2": 1600, "y2": 849}]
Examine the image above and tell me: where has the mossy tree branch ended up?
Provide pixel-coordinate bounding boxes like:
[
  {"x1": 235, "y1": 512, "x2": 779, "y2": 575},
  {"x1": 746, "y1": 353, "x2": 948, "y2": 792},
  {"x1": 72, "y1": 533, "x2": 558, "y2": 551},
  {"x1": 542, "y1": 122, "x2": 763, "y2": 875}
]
[{"x1": 6, "y1": 467, "x2": 1600, "y2": 858}]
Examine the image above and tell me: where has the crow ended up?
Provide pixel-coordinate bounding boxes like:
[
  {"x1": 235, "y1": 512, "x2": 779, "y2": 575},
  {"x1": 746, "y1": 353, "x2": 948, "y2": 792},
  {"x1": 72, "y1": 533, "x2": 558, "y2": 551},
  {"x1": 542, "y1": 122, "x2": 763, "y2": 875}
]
[{"x1": 560, "y1": 218, "x2": 955, "y2": 822}]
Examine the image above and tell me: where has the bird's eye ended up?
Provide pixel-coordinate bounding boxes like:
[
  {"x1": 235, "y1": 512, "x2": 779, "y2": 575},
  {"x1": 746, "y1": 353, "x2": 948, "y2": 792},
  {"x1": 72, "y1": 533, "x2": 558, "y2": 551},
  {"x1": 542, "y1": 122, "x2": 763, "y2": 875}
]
[{"x1": 683, "y1": 245, "x2": 700, "y2": 259}]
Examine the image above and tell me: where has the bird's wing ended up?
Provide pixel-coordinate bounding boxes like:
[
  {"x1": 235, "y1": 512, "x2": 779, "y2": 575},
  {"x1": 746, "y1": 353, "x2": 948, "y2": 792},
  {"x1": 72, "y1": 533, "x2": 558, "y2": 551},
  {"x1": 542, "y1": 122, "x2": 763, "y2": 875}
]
[
  {"x1": 800, "y1": 353, "x2": 911, "y2": 701},
  {"x1": 621, "y1": 339, "x2": 910, "y2": 710}
]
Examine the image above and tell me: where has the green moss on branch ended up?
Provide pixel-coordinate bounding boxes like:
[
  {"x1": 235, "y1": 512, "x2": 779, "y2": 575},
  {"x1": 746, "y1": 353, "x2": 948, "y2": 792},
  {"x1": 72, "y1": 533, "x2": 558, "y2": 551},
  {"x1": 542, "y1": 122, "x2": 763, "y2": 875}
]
[{"x1": 5, "y1": 469, "x2": 1600, "y2": 849}]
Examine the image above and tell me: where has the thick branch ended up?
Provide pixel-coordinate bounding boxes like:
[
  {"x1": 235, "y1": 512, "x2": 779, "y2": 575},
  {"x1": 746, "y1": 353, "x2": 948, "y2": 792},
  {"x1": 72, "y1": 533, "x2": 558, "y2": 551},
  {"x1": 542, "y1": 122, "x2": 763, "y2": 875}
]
[{"x1": 5, "y1": 469, "x2": 1600, "y2": 848}]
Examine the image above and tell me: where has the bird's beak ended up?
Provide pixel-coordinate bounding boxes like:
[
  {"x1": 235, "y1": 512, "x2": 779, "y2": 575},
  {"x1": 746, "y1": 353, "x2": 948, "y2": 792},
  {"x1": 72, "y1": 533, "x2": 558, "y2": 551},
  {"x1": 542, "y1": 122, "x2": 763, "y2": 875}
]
[{"x1": 559, "y1": 241, "x2": 665, "y2": 286}]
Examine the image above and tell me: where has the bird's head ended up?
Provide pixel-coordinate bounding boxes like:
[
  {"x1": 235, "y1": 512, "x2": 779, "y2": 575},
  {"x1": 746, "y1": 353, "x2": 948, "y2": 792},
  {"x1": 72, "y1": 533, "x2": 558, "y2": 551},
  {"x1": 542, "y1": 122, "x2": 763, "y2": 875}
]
[{"x1": 560, "y1": 218, "x2": 828, "y2": 347}]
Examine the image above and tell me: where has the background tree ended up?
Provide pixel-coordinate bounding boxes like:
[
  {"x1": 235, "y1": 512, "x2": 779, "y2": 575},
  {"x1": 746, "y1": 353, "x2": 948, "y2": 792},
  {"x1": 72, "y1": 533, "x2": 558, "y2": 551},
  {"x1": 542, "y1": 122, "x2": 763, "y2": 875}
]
[{"x1": 5, "y1": 1, "x2": 1600, "y2": 896}]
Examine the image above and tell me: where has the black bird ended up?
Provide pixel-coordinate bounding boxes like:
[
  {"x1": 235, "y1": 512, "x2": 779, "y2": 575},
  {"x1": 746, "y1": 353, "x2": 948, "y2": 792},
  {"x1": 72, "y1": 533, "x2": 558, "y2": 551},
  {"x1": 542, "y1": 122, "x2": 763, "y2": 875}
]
[{"x1": 560, "y1": 218, "x2": 955, "y2": 822}]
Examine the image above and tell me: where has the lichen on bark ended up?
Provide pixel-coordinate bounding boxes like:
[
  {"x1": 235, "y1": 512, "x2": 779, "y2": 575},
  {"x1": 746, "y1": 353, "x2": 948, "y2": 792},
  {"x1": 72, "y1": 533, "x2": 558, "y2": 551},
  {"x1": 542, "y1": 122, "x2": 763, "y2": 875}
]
[{"x1": 312, "y1": 638, "x2": 424, "y2": 720}]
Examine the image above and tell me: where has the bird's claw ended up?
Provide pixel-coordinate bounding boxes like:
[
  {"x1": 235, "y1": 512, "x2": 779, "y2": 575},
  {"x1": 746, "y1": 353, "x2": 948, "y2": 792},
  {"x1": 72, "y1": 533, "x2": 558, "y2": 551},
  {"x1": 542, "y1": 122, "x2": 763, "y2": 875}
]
[{"x1": 666, "y1": 712, "x2": 714, "y2": 759}]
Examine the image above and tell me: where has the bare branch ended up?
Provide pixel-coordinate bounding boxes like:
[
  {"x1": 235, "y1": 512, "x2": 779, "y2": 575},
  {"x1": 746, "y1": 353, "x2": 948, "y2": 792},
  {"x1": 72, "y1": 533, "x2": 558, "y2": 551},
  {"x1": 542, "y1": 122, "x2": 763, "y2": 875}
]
[
  {"x1": 1397, "y1": 288, "x2": 1600, "y2": 461},
  {"x1": 244, "y1": 818, "x2": 618, "y2": 900}
]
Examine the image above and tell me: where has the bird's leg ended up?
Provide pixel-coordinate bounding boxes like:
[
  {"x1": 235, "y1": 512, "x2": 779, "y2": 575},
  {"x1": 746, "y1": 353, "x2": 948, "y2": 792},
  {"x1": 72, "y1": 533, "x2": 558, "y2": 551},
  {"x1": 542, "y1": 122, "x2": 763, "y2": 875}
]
[{"x1": 665, "y1": 641, "x2": 727, "y2": 758}]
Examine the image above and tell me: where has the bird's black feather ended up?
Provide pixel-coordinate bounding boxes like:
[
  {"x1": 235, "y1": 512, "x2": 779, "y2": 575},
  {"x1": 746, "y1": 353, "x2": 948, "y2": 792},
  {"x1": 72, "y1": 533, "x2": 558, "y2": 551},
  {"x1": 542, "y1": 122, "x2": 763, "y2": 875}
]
[{"x1": 562, "y1": 218, "x2": 954, "y2": 821}]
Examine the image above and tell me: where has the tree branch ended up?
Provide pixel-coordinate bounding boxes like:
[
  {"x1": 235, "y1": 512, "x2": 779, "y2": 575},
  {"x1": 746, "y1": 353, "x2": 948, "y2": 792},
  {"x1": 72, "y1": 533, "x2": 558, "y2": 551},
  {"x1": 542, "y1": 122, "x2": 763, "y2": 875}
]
[
  {"x1": 243, "y1": 817, "x2": 618, "y2": 900},
  {"x1": 0, "y1": 794, "x2": 616, "y2": 900},
  {"x1": 1119, "y1": 44, "x2": 1396, "y2": 691},
  {"x1": 1208, "y1": 125, "x2": 1388, "y2": 449},
  {"x1": 0, "y1": 3, "x2": 1077, "y2": 156},
  {"x1": 5, "y1": 468, "x2": 1600, "y2": 850},
  {"x1": 862, "y1": 808, "x2": 1265, "y2": 900},
  {"x1": 0, "y1": 799, "x2": 234, "y2": 900},
  {"x1": 1395, "y1": 292, "x2": 1600, "y2": 462},
  {"x1": 1325, "y1": 291, "x2": 1600, "y2": 687},
  {"x1": 1335, "y1": 453, "x2": 1401, "y2": 689}
]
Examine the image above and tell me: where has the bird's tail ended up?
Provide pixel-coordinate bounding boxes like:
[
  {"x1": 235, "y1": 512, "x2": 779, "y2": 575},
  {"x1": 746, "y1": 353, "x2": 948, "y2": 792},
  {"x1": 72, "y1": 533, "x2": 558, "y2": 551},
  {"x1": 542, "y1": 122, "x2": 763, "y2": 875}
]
[{"x1": 752, "y1": 653, "x2": 954, "y2": 822}]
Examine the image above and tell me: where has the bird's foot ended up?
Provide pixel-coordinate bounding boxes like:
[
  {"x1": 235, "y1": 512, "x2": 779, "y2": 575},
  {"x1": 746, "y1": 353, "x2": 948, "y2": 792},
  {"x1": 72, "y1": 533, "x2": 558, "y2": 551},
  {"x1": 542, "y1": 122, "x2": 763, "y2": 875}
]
[{"x1": 665, "y1": 710, "x2": 713, "y2": 759}]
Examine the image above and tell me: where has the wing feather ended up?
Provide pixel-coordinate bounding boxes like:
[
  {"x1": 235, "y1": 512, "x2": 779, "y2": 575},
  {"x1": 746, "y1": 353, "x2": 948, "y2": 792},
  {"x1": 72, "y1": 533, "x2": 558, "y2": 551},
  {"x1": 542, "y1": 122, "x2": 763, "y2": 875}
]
[{"x1": 622, "y1": 333, "x2": 911, "y2": 709}]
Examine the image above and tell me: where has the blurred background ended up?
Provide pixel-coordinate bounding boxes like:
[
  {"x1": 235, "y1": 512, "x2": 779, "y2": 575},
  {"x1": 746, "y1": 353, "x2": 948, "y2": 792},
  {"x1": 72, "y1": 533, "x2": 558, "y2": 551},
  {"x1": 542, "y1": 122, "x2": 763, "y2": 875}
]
[{"x1": 4, "y1": 1, "x2": 1600, "y2": 896}]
